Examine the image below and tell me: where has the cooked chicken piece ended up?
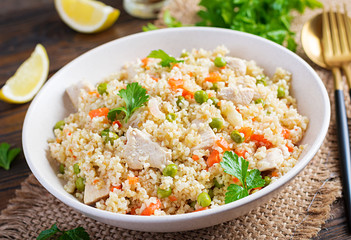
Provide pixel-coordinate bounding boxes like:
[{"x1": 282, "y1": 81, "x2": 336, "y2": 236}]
[
  {"x1": 257, "y1": 148, "x2": 284, "y2": 172},
  {"x1": 220, "y1": 100, "x2": 243, "y2": 127},
  {"x1": 122, "y1": 127, "x2": 171, "y2": 170},
  {"x1": 124, "y1": 62, "x2": 138, "y2": 81},
  {"x1": 84, "y1": 180, "x2": 110, "y2": 205},
  {"x1": 66, "y1": 81, "x2": 94, "y2": 109},
  {"x1": 225, "y1": 57, "x2": 246, "y2": 76},
  {"x1": 191, "y1": 120, "x2": 216, "y2": 151},
  {"x1": 148, "y1": 98, "x2": 165, "y2": 120},
  {"x1": 217, "y1": 86, "x2": 255, "y2": 106}
]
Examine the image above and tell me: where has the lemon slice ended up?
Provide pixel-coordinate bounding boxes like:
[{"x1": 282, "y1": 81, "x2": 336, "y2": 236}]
[
  {"x1": 0, "y1": 44, "x2": 49, "y2": 104},
  {"x1": 55, "y1": 0, "x2": 120, "y2": 33}
]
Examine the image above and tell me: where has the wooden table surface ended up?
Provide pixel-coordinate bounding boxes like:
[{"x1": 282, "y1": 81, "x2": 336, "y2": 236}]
[{"x1": 0, "y1": 0, "x2": 350, "y2": 238}]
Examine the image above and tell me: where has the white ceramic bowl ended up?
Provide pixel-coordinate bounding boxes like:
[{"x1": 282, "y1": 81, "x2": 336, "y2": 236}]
[{"x1": 23, "y1": 27, "x2": 330, "y2": 232}]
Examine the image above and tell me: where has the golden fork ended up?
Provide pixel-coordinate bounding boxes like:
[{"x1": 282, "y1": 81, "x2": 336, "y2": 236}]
[{"x1": 322, "y1": 4, "x2": 351, "y2": 230}]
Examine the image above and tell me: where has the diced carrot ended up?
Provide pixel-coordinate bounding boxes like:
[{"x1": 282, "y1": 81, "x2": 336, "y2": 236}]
[
  {"x1": 207, "y1": 150, "x2": 221, "y2": 167},
  {"x1": 89, "y1": 107, "x2": 109, "y2": 119},
  {"x1": 113, "y1": 120, "x2": 122, "y2": 128},
  {"x1": 168, "y1": 78, "x2": 184, "y2": 91},
  {"x1": 172, "y1": 63, "x2": 181, "y2": 69},
  {"x1": 151, "y1": 76, "x2": 159, "y2": 82},
  {"x1": 233, "y1": 177, "x2": 240, "y2": 183},
  {"x1": 235, "y1": 149, "x2": 247, "y2": 158},
  {"x1": 88, "y1": 91, "x2": 100, "y2": 97},
  {"x1": 217, "y1": 101, "x2": 222, "y2": 106},
  {"x1": 238, "y1": 127, "x2": 253, "y2": 142},
  {"x1": 282, "y1": 128, "x2": 290, "y2": 139},
  {"x1": 194, "y1": 207, "x2": 208, "y2": 212},
  {"x1": 286, "y1": 142, "x2": 294, "y2": 152},
  {"x1": 188, "y1": 72, "x2": 194, "y2": 77},
  {"x1": 128, "y1": 176, "x2": 139, "y2": 185},
  {"x1": 250, "y1": 134, "x2": 273, "y2": 149},
  {"x1": 215, "y1": 137, "x2": 231, "y2": 151},
  {"x1": 272, "y1": 171, "x2": 279, "y2": 177},
  {"x1": 205, "y1": 72, "x2": 222, "y2": 82},
  {"x1": 252, "y1": 187, "x2": 262, "y2": 191},
  {"x1": 93, "y1": 179, "x2": 99, "y2": 184},
  {"x1": 252, "y1": 117, "x2": 256, "y2": 122},
  {"x1": 169, "y1": 196, "x2": 177, "y2": 202},
  {"x1": 182, "y1": 89, "x2": 194, "y2": 99},
  {"x1": 110, "y1": 184, "x2": 122, "y2": 192},
  {"x1": 192, "y1": 155, "x2": 200, "y2": 161},
  {"x1": 56, "y1": 138, "x2": 61, "y2": 143},
  {"x1": 208, "y1": 92, "x2": 214, "y2": 98},
  {"x1": 68, "y1": 132, "x2": 71, "y2": 136},
  {"x1": 141, "y1": 57, "x2": 149, "y2": 67},
  {"x1": 141, "y1": 198, "x2": 162, "y2": 216},
  {"x1": 220, "y1": 66, "x2": 226, "y2": 70}
]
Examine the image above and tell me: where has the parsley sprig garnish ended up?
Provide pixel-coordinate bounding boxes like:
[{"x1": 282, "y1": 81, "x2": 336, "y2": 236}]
[
  {"x1": 0, "y1": 142, "x2": 21, "y2": 170},
  {"x1": 37, "y1": 223, "x2": 90, "y2": 240},
  {"x1": 108, "y1": 82, "x2": 149, "y2": 123},
  {"x1": 147, "y1": 49, "x2": 183, "y2": 67},
  {"x1": 220, "y1": 151, "x2": 265, "y2": 204}
]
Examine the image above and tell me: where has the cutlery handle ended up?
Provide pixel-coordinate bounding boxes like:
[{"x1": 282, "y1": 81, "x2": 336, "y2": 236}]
[{"x1": 335, "y1": 89, "x2": 351, "y2": 229}]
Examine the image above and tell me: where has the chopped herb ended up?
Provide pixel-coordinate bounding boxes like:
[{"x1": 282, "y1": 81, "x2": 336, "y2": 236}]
[
  {"x1": 147, "y1": 49, "x2": 183, "y2": 67},
  {"x1": 220, "y1": 151, "x2": 265, "y2": 203},
  {"x1": 142, "y1": 22, "x2": 159, "y2": 32},
  {"x1": 108, "y1": 82, "x2": 149, "y2": 123},
  {"x1": 0, "y1": 142, "x2": 21, "y2": 170},
  {"x1": 37, "y1": 223, "x2": 90, "y2": 240}
]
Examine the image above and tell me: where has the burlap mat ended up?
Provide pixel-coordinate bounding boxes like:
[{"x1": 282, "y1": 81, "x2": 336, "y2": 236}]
[{"x1": 1, "y1": 0, "x2": 350, "y2": 239}]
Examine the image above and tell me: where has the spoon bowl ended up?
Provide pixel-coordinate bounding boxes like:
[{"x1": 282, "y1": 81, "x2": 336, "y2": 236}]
[{"x1": 301, "y1": 13, "x2": 327, "y2": 68}]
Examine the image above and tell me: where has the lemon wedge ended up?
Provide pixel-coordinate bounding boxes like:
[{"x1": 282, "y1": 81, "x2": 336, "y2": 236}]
[
  {"x1": 0, "y1": 44, "x2": 49, "y2": 104},
  {"x1": 55, "y1": 0, "x2": 120, "y2": 33}
]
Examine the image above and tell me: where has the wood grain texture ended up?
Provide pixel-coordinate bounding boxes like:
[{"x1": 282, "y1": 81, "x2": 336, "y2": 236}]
[{"x1": 0, "y1": 0, "x2": 350, "y2": 239}]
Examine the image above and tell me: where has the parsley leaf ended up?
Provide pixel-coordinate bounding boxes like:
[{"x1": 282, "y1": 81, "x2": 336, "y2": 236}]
[
  {"x1": 225, "y1": 184, "x2": 248, "y2": 204},
  {"x1": 108, "y1": 82, "x2": 149, "y2": 123},
  {"x1": 37, "y1": 224, "x2": 90, "y2": 240},
  {"x1": 147, "y1": 49, "x2": 183, "y2": 67},
  {"x1": 37, "y1": 223, "x2": 60, "y2": 240},
  {"x1": 0, "y1": 142, "x2": 21, "y2": 170},
  {"x1": 220, "y1": 151, "x2": 265, "y2": 204}
]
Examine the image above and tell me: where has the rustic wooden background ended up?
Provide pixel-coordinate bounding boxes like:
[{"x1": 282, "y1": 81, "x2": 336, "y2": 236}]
[{"x1": 0, "y1": 0, "x2": 350, "y2": 238}]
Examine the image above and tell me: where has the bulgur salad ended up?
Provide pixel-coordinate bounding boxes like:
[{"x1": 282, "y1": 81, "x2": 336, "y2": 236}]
[{"x1": 49, "y1": 46, "x2": 308, "y2": 216}]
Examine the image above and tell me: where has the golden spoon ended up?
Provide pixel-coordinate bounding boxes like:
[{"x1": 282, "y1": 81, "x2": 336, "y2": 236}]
[{"x1": 301, "y1": 12, "x2": 351, "y2": 90}]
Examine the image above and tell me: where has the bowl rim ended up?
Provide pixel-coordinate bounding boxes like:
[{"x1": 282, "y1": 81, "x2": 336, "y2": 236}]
[{"x1": 22, "y1": 26, "x2": 330, "y2": 224}]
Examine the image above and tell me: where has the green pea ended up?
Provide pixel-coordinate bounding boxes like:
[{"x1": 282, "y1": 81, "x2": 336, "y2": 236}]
[
  {"x1": 194, "y1": 90, "x2": 208, "y2": 104},
  {"x1": 214, "y1": 57, "x2": 226, "y2": 68},
  {"x1": 256, "y1": 78, "x2": 267, "y2": 86},
  {"x1": 157, "y1": 187, "x2": 172, "y2": 198},
  {"x1": 101, "y1": 129, "x2": 119, "y2": 144},
  {"x1": 254, "y1": 98, "x2": 265, "y2": 107},
  {"x1": 75, "y1": 177, "x2": 85, "y2": 192},
  {"x1": 59, "y1": 164, "x2": 65, "y2": 174},
  {"x1": 163, "y1": 164, "x2": 178, "y2": 177},
  {"x1": 264, "y1": 176, "x2": 271, "y2": 186},
  {"x1": 189, "y1": 200, "x2": 196, "y2": 208},
  {"x1": 197, "y1": 192, "x2": 211, "y2": 207},
  {"x1": 176, "y1": 96, "x2": 186, "y2": 108},
  {"x1": 209, "y1": 118, "x2": 223, "y2": 131},
  {"x1": 73, "y1": 163, "x2": 80, "y2": 174},
  {"x1": 166, "y1": 113, "x2": 176, "y2": 122},
  {"x1": 214, "y1": 178, "x2": 224, "y2": 188},
  {"x1": 208, "y1": 189, "x2": 214, "y2": 199},
  {"x1": 230, "y1": 130, "x2": 244, "y2": 143},
  {"x1": 97, "y1": 82, "x2": 108, "y2": 95},
  {"x1": 54, "y1": 120, "x2": 65, "y2": 131},
  {"x1": 210, "y1": 83, "x2": 219, "y2": 92},
  {"x1": 180, "y1": 51, "x2": 189, "y2": 58},
  {"x1": 209, "y1": 97, "x2": 219, "y2": 108},
  {"x1": 277, "y1": 86, "x2": 286, "y2": 98}
]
